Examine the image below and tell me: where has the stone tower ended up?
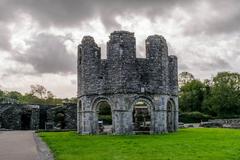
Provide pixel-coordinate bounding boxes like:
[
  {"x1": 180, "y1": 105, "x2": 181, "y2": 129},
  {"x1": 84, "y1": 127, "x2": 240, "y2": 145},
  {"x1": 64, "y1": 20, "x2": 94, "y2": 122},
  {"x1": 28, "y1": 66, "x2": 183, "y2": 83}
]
[{"x1": 77, "y1": 31, "x2": 178, "y2": 134}]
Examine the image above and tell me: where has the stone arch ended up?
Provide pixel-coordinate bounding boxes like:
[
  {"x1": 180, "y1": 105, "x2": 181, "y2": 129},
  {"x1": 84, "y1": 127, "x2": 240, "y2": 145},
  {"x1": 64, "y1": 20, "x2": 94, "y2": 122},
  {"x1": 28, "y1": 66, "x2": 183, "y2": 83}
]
[
  {"x1": 92, "y1": 97, "x2": 113, "y2": 111},
  {"x1": 131, "y1": 96, "x2": 154, "y2": 133},
  {"x1": 92, "y1": 97, "x2": 113, "y2": 134},
  {"x1": 54, "y1": 111, "x2": 65, "y2": 129},
  {"x1": 166, "y1": 98, "x2": 176, "y2": 132},
  {"x1": 130, "y1": 96, "x2": 154, "y2": 111}
]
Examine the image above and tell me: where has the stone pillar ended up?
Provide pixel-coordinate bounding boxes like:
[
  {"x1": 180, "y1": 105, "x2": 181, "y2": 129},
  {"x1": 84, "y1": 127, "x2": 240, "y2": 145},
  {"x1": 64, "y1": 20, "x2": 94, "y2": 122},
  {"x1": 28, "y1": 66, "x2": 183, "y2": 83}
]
[
  {"x1": 113, "y1": 110, "x2": 132, "y2": 134},
  {"x1": 80, "y1": 96, "x2": 95, "y2": 134},
  {"x1": 77, "y1": 99, "x2": 82, "y2": 133},
  {"x1": 173, "y1": 97, "x2": 179, "y2": 131},
  {"x1": 112, "y1": 94, "x2": 133, "y2": 134},
  {"x1": 81, "y1": 111, "x2": 94, "y2": 134},
  {"x1": 152, "y1": 95, "x2": 168, "y2": 133}
]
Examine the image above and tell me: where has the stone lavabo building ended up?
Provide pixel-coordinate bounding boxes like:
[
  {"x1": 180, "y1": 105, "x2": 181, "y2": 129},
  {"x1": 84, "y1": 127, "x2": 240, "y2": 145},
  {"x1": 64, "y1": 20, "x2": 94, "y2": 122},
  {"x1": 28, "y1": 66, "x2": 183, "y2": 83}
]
[{"x1": 77, "y1": 31, "x2": 178, "y2": 134}]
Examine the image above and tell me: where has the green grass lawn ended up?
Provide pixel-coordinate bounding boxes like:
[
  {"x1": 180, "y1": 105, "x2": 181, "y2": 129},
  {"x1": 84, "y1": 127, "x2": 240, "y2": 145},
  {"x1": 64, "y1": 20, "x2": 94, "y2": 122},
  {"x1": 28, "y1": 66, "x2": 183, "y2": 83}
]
[{"x1": 38, "y1": 128, "x2": 240, "y2": 160}]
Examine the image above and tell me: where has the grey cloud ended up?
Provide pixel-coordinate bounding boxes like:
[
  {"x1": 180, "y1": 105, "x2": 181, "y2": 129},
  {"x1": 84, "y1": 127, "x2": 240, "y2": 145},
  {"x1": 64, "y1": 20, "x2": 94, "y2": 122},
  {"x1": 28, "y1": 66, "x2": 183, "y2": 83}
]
[
  {"x1": 0, "y1": 23, "x2": 11, "y2": 51},
  {"x1": 194, "y1": 56, "x2": 231, "y2": 71},
  {"x1": 71, "y1": 79, "x2": 77, "y2": 85},
  {"x1": 1, "y1": 0, "x2": 240, "y2": 35},
  {"x1": 1, "y1": 0, "x2": 196, "y2": 28},
  {"x1": 12, "y1": 33, "x2": 76, "y2": 74},
  {"x1": 3, "y1": 0, "x2": 240, "y2": 35},
  {"x1": 179, "y1": 64, "x2": 189, "y2": 71},
  {"x1": 184, "y1": 0, "x2": 240, "y2": 35},
  {"x1": 0, "y1": 0, "x2": 17, "y2": 23}
]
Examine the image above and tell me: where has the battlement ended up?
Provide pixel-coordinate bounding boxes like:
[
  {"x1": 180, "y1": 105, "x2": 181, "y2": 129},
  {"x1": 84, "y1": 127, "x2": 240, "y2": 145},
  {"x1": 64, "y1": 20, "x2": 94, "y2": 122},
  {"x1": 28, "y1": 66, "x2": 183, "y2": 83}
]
[
  {"x1": 81, "y1": 36, "x2": 96, "y2": 45},
  {"x1": 146, "y1": 35, "x2": 167, "y2": 44},
  {"x1": 109, "y1": 30, "x2": 134, "y2": 39},
  {"x1": 77, "y1": 31, "x2": 178, "y2": 97}
]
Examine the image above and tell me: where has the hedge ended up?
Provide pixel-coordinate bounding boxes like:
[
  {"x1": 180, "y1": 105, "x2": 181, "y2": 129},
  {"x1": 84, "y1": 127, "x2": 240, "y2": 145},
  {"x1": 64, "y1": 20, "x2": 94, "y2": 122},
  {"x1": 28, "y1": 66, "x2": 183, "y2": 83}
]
[{"x1": 179, "y1": 112, "x2": 212, "y2": 123}]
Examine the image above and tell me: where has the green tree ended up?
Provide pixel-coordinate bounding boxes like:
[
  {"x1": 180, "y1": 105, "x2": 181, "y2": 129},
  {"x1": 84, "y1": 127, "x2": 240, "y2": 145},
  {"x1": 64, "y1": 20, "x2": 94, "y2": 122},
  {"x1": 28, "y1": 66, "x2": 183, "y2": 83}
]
[
  {"x1": 0, "y1": 89, "x2": 4, "y2": 97},
  {"x1": 0, "y1": 85, "x2": 75, "y2": 106},
  {"x1": 20, "y1": 93, "x2": 44, "y2": 104},
  {"x1": 179, "y1": 79, "x2": 207, "y2": 112},
  {"x1": 0, "y1": 89, "x2": 6, "y2": 103},
  {"x1": 5, "y1": 91, "x2": 22, "y2": 101},
  {"x1": 204, "y1": 72, "x2": 240, "y2": 117}
]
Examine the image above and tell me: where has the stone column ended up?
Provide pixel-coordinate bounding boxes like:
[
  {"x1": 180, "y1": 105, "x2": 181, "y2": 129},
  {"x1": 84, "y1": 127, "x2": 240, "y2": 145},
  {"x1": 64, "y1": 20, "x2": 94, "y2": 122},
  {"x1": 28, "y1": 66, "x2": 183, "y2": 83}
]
[
  {"x1": 77, "y1": 99, "x2": 82, "y2": 133},
  {"x1": 112, "y1": 94, "x2": 133, "y2": 134},
  {"x1": 80, "y1": 96, "x2": 95, "y2": 134},
  {"x1": 152, "y1": 95, "x2": 168, "y2": 133},
  {"x1": 173, "y1": 97, "x2": 179, "y2": 131},
  {"x1": 113, "y1": 109, "x2": 132, "y2": 134},
  {"x1": 81, "y1": 111, "x2": 95, "y2": 134}
]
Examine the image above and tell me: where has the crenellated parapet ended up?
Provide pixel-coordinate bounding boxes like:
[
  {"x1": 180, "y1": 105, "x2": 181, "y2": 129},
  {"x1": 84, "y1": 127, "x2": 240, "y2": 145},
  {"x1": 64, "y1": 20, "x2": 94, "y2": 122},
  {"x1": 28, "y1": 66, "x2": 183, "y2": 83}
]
[
  {"x1": 146, "y1": 35, "x2": 168, "y2": 59},
  {"x1": 107, "y1": 31, "x2": 136, "y2": 60},
  {"x1": 77, "y1": 31, "x2": 178, "y2": 97}
]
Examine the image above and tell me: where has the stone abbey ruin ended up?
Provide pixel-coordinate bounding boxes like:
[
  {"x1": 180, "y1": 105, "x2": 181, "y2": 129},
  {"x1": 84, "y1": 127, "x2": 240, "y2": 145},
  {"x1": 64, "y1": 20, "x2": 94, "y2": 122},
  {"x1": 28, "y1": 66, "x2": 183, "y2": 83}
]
[
  {"x1": 0, "y1": 103, "x2": 77, "y2": 130},
  {"x1": 77, "y1": 31, "x2": 178, "y2": 134}
]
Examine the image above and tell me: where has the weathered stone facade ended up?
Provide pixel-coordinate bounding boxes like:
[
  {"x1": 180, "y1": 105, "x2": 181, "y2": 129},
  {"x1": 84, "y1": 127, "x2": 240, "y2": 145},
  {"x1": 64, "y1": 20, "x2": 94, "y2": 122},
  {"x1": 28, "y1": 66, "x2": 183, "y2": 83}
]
[
  {"x1": 0, "y1": 104, "x2": 40, "y2": 130},
  {"x1": 77, "y1": 31, "x2": 178, "y2": 134},
  {"x1": 47, "y1": 103, "x2": 77, "y2": 129},
  {"x1": 0, "y1": 103, "x2": 77, "y2": 130}
]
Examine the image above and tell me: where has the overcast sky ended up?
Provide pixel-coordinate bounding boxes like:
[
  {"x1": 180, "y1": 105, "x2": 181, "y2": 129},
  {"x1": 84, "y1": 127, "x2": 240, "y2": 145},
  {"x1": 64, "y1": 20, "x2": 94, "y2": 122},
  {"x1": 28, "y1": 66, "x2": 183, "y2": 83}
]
[{"x1": 0, "y1": 0, "x2": 240, "y2": 98}]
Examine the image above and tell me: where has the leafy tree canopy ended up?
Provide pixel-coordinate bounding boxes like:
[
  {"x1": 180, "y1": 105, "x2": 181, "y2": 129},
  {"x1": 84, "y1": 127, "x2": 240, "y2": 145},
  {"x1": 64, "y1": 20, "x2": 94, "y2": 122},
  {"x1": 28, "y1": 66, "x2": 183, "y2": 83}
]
[{"x1": 0, "y1": 84, "x2": 76, "y2": 106}]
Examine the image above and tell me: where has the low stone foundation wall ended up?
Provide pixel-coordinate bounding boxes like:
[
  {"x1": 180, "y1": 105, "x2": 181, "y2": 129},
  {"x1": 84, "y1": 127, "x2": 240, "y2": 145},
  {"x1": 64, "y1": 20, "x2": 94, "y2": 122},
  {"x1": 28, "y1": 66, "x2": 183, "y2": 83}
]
[
  {"x1": 200, "y1": 118, "x2": 240, "y2": 128},
  {"x1": 209, "y1": 119, "x2": 240, "y2": 128}
]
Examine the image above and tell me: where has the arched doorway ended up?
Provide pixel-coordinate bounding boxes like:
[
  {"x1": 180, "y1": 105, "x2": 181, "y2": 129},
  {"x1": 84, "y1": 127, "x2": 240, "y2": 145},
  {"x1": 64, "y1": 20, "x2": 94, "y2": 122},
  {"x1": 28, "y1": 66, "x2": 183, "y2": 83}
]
[
  {"x1": 21, "y1": 111, "x2": 32, "y2": 130},
  {"x1": 95, "y1": 100, "x2": 112, "y2": 134},
  {"x1": 132, "y1": 99, "x2": 152, "y2": 133},
  {"x1": 54, "y1": 112, "x2": 65, "y2": 129},
  {"x1": 167, "y1": 99, "x2": 175, "y2": 132}
]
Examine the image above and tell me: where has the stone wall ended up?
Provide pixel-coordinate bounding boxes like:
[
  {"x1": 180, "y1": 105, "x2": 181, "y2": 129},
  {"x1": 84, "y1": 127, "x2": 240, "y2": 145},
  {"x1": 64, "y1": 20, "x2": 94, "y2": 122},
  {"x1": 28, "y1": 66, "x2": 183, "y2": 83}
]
[
  {"x1": 209, "y1": 119, "x2": 240, "y2": 128},
  {"x1": 0, "y1": 104, "x2": 39, "y2": 130},
  {"x1": 77, "y1": 31, "x2": 178, "y2": 134},
  {"x1": 47, "y1": 104, "x2": 77, "y2": 130},
  {"x1": 0, "y1": 103, "x2": 77, "y2": 130}
]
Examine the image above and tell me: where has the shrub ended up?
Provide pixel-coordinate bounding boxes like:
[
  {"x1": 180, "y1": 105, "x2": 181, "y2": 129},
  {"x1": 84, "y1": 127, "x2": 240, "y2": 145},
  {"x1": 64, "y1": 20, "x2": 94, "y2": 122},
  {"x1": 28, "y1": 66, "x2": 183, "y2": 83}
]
[{"x1": 179, "y1": 112, "x2": 212, "y2": 123}]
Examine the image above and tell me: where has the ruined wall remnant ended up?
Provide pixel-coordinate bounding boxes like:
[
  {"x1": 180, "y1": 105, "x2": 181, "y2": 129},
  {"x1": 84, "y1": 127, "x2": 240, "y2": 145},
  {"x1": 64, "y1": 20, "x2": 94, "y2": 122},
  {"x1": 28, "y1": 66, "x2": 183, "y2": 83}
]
[
  {"x1": 0, "y1": 103, "x2": 77, "y2": 130},
  {"x1": 0, "y1": 104, "x2": 40, "y2": 130},
  {"x1": 47, "y1": 103, "x2": 77, "y2": 130},
  {"x1": 77, "y1": 31, "x2": 178, "y2": 134}
]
